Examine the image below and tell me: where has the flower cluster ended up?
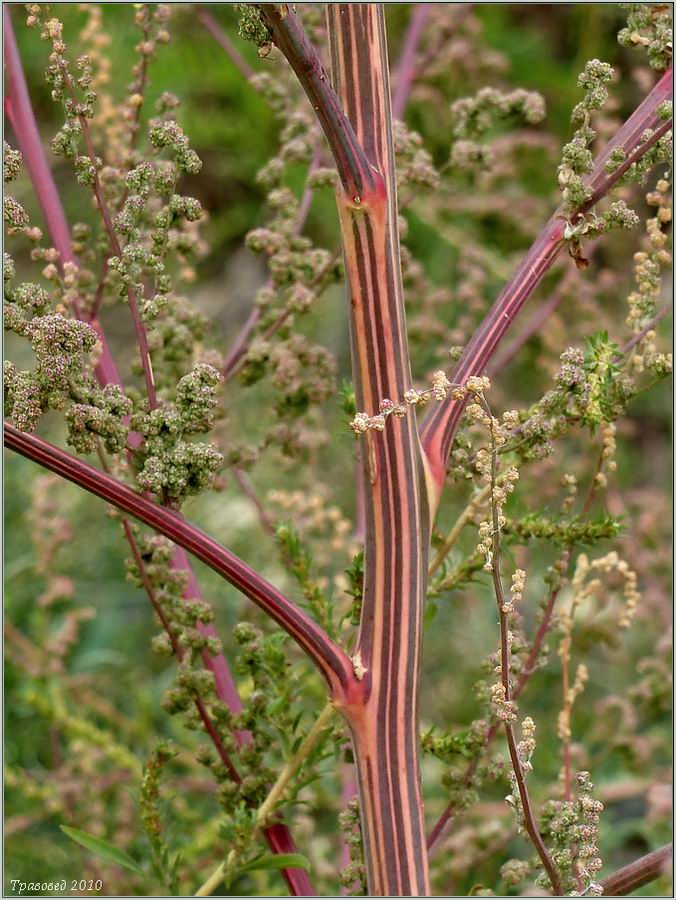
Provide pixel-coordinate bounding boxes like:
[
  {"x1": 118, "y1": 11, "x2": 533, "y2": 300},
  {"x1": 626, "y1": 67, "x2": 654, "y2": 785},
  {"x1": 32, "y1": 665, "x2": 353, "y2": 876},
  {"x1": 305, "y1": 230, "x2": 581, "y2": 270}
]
[
  {"x1": 501, "y1": 567, "x2": 526, "y2": 615},
  {"x1": 449, "y1": 86, "x2": 545, "y2": 175},
  {"x1": 558, "y1": 59, "x2": 614, "y2": 209},
  {"x1": 489, "y1": 681, "x2": 516, "y2": 722},
  {"x1": 4, "y1": 310, "x2": 98, "y2": 433},
  {"x1": 540, "y1": 771, "x2": 604, "y2": 895},
  {"x1": 349, "y1": 370, "x2": 473, "y2": 434},
  {"x1": 516, "y1": 716, "x2": 536, "y2": 773},
  {"x1": 393, "y1": 121, "x2": 439, "y2": 190},
  {"x1": 3, "y1": 140, "x2": 22, "y2": 182},
  {"x1": 131, "y1": 365, "x2": 224, "y2": 504},
  {"x1": 618, "y1": 3, "x2": 673, "y2": 70}
]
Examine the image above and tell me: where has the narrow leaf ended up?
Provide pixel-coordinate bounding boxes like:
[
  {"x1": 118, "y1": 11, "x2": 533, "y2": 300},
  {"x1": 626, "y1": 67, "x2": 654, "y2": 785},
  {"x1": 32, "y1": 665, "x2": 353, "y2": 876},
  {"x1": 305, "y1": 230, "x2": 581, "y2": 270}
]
[{"x1": 60, "y1": 825, "x2": 144, "y2": 875}]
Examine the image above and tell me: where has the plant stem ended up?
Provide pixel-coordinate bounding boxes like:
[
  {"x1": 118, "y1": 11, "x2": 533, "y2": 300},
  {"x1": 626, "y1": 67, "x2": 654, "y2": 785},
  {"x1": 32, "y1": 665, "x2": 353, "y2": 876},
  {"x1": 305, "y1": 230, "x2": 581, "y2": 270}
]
[
  {"x1": 482, "y1": 397, "x2": 563, "y2": 895},
  {"x1": 195, "y1": 703, "x2": 335, "y2": 897},
  {"x1": 265, "y1": 5, "x2": 432, "y2": 892},
  {"x1": 599, "y1": 844, "x2": 672, "y2": 896},
  {"x1": 259, "y1": 3, "x2": 380, "y2": 199},
  {"x1": 4, "y1": 422, "x2": 355, "y2": 701},
  {"x1": 257, "y1": 702, "x2": 335, "y2": 827}
]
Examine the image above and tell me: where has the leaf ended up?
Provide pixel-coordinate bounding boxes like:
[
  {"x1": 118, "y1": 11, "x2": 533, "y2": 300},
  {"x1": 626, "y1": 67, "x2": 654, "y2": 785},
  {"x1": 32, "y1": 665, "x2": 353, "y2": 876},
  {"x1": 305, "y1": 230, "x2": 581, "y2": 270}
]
[
  {"x1": 238, "y1": 852, "x2": 310, "y2": 875},
  {"x1": 60, "y1": 826, "x2": 144, "y2": 875}
]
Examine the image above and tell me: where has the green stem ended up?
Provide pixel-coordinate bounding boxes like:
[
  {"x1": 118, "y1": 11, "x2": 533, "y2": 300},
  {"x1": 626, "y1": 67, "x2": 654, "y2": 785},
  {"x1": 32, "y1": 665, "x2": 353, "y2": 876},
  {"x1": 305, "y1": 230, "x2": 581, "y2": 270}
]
[{"x1": 194, "y1": 703, "x2": 335, "y2": 897}]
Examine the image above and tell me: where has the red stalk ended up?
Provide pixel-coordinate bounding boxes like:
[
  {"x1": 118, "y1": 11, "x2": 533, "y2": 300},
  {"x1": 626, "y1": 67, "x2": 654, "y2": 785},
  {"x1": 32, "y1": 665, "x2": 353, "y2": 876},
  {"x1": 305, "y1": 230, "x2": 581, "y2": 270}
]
[
  {"x1": 4, "y1": 422, "x2": 355, "y2": 702},
  {"x1": 264, "y1": 5, "x2": 432, "y2": 893}
]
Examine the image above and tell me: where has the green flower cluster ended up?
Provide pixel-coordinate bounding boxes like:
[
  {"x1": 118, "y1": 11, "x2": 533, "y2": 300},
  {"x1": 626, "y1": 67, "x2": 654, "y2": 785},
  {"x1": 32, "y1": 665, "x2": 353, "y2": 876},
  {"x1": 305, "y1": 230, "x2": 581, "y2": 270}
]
[
  {"x1": 558, "y1": 59, "x2": 614, "y2": 209},
  {"x1": 131, "y1": 364, "x2": 224, "y2": 504},
  {"x1": 618, "y1": 3, "x2": 673, "y2": 70},
  {"x1": 450, "y1": 86, "x2": 546, "y2": 175}
]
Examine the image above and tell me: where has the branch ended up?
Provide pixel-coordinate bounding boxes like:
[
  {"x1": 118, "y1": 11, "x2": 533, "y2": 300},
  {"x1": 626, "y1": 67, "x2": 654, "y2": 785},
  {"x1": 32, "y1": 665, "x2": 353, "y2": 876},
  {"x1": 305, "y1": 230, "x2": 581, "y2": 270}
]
[
  {"x1": 4, "y1": 423, "x2": 355, "y2": 701},
  {"x1": 3, "y1": 6, "x2": 123, "y2": 390},
  {"x1": 483, "y1": 398, "x2": 562, "y2": 895},
  {"x1": 258, "y1": 3, "x2": 381, "y2": 199},
  {"x1": 391, "y1": 4, "x2": 432, "y2": 120},
  {"x1": 599, "y1": 844, "x2": 672, "y2": 896},
  {"x1": 420, "y1": 67, "x2": 673, "y2": 503},
  {"x1": 197, "y1": 7, "x2": 256, "y2": 81}
]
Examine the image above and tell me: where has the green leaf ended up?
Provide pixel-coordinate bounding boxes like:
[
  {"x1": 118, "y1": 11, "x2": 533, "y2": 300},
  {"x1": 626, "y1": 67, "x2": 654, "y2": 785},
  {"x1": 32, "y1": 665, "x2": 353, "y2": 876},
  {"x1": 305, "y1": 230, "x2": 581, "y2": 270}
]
[
  {"x1": 238, "y1": 852, "x2": 310, "y2": 875},
  {"x1": 60, "y1": 826, "x2": 144, "y2": 875}
]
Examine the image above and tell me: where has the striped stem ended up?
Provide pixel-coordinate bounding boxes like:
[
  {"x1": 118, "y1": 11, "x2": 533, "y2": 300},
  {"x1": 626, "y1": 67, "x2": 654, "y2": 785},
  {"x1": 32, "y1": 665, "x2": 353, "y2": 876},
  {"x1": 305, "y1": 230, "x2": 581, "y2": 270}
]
[
  {"x1": 420, "y1": 67, "x2": 673, "y2": 507},
  {"x1": 328, "y1": 7, "x2": 430, "y2": 894},
  {"x1": 262, "y1": 5, "x2": 432, "y2": 892}
]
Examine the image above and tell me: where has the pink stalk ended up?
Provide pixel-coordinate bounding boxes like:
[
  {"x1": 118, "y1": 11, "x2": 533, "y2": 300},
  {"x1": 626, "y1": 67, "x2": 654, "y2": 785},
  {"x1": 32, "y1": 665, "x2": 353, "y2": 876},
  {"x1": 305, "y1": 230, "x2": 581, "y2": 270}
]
[
  {"x1": 197, "y1": 7, "x2": 256, "y2": 81},
  {"x1": 391, "y1": 4, "x2": 432, "y2": 121},
  {"x1": 420, "y1": 68, "x2": 673, "y2": 503},
  {"x1": 3, "y1": 7, "x2": 122, "y2": 389}
]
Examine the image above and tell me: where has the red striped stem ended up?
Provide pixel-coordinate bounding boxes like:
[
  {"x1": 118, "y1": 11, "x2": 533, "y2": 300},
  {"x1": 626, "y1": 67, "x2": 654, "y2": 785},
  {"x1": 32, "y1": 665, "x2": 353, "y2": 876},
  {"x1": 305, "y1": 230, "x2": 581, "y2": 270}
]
[
  {"x1": 270, "y1": 4, "x2": 432, "y2": 893},
  {"x1": 420, "y1": 67, "x2": 673, "y2": 507}
]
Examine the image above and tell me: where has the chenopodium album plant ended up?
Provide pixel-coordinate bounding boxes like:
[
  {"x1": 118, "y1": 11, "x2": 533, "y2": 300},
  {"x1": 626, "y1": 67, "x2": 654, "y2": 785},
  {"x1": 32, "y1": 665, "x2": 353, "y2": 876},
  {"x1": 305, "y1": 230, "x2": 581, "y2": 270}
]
[{"x1": 3, "y1": 2, "x2": 673, "y2": 897}]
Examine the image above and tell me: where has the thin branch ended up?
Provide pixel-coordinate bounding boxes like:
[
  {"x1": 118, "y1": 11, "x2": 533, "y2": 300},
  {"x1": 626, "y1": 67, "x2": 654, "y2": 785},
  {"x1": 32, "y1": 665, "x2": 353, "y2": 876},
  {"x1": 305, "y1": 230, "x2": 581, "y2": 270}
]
[
  {"x1": 482, "y1": 397, "x2": 562, "y2": 896},
  {"x1": 197, "y1": 7, "x2": 256, "y2": 81},
  {"x1": 195, "y1": 703, "x2": 336, "y2": 897},
  {"x1": 428, "y1": 452, "x2": 605, "y2": 851},
  {"x1": 4, "y1": 422, "x2": 355, "y2": 700},
  {"x1": 618, "y1": 301, "x2": 673, "y2": 356},
  {"x1": 3, "y1": 7, "x2": 122, "y2": 389},
  {"x1": 57, "y1": 65, "x2": 158, "y2": 408},
  {"x1": 391, "y1": 4, "x2": 431, "y2": 121},
  {"x1": 231, "y1": 467, "x2": 277, "y2": 536},
  {"x1": 420, "y1": 68, "x2": 673, "y2": 502},
  {"x1": 599, "y1": 844, "x2": 672, "y2": 896}
]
